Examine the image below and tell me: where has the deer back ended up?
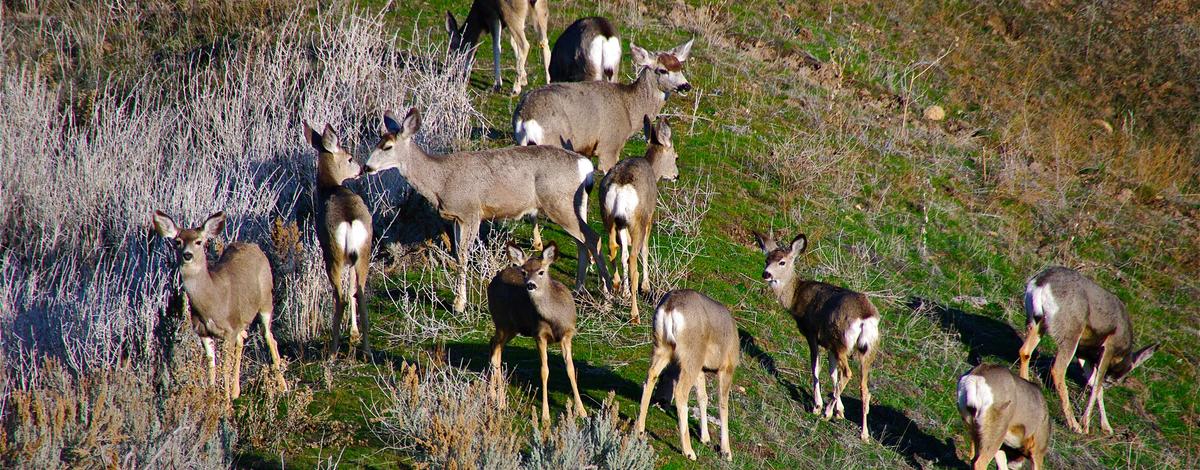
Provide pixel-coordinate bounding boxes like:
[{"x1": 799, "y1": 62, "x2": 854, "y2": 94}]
[
  {"x1": 654, "y1": 290, "x2": 739, "y2": 371},
  {"x1": 1025, "y1": 267, "x2": 1134, "y2": 358},
  {"x1": 549, "y1": 17, "x2": 621, "y2": 82}
]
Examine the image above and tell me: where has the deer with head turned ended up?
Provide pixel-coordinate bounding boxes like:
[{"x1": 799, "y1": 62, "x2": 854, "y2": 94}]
[
  {"x1": 513, "y1": 38, "x2": 693, "y2": 172},
  {"x1": 446, "y1": 0, "x2": 550, "y2": 94},
  {"x1": 549, "y1": 16, "x2": 621, "y2": 83},
  {"x1": 634, "y1": 289, "x2": 739, "y2": 461},
  {"x1": 487, "y1": 242, "x2": 586, "y2": 422},
  {"x1": 753, "y1": 231, "x2": 881, "y2": 441},
  {"x1": 958, "y1": 364, "x2": 1051, "y2": 470},
  {"x1": 152, "y1": 211, "x2": 288, "y2": 399},
  {"x1": 305, "y1": 123, "x2": 373, "y2": 358},
  {"x1": 364, "y1": 107, "x2": 612, "y2": 313},
  {"x1": 1018, "y1": 266, "x2": 1157, "y2": 434},
  {"x1": 598, "y1": 116, "x2": 678, "y2": 323}
]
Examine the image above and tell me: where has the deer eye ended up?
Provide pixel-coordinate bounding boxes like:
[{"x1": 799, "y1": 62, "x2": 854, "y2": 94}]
[
  {"x1": 655, "y1": 68, "x2": 667, "y2": 75},
  {"x1": 172, "y1": 238, "x2": 182, "y2": 247},
  {"x1": 194, "y1": 240, "x2": 202, "y2": 246},
  {"x1": 778, "y1": 260, "x2": 786, "y2": 266},
  {"x1": 538, "y1": 270, "x2": 545, "y2": 276},
  {"x1": 381, "y1": 142, "x2": 394, "y2": 151}
]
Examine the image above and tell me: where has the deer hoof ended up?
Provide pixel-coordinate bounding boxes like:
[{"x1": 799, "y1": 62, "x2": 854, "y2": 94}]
[{"x1": 684, "y1": 450, "x2": 697, "y2": 461}]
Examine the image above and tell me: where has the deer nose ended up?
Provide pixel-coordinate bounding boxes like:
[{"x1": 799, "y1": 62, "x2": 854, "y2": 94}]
[
  {"x1": 677, "y1": 83, "x2": 692, "y2": 92},
  {"x1": 761, "y1": 271, "x2": 770, "y2": 280},
  {"x1": 525, "y1": 282, "x2": 537, "y2": 291},
  {"x1": 182, "y1": 252, "x2": 194, "y2": 262}
]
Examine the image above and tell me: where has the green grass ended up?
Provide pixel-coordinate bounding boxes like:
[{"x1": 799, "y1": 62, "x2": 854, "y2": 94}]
[{"x1": 235, "y1": 0, "x2": 1198, "y2": 467}]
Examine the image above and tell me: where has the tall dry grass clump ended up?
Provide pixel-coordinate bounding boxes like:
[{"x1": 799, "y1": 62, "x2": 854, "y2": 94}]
[{"x1": 1, "y1": 1, "x2": 479, "y2": 465}]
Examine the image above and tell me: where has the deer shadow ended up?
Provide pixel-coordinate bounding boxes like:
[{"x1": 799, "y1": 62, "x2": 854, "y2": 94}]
[{"x1": 738, "y1": 328, "x2": 805, "y2": 404}]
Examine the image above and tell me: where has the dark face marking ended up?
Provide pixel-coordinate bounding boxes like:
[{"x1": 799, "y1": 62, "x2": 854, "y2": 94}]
[{"x1": 658, "y1": 54, "x2": 683, "y2": 72}]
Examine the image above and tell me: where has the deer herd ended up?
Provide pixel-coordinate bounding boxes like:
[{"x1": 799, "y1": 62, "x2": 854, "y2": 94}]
[{"x1": 147, "y1": 1, "x2": 1159, "y2": 466}]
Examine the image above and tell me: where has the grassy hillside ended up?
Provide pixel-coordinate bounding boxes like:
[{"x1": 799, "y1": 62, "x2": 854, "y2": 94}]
[{"x1": 3, "y1": 0, "x2": 1197, "y2": 468}]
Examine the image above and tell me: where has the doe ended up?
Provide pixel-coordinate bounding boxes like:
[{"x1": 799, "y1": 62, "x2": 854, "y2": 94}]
[
  {"x1": 958, "y1": 364, "x2": 1051, "y2": 470},
  {"x1": 549, "y1": 16, "x2": 621, "y2": 83},
  {"x1": 446, "y1": 0, "x2": 551, "y2": 94}
]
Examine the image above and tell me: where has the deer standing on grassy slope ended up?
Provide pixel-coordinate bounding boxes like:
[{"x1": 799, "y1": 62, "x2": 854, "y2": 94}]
[
  {"x1": 364, "y1": 108, "x2": 611, "y2": 313},
  {"x1": 958, "y1": 364, "x2": 1051, "y2": 470},
  {"x1": 599, "y1": 116, "x2": 679, "y2": 324},
  {"x1": 513, "y1": 39, "x2": 693, "y2": 172},
  {"x1": 487, "y1": 243, "x2": 586, "y2": 422},
  {"x1": 1018, "y1": 266, "x2": 1157, "y2": 434},
  {"x1": 549, "y1": 16, "x2": 621, "y2": 83},
  {"x1": 753, "y1": 231, "x2": 881, "y2": 441},
  {"x1": 152, "y1": 211, "x2": 288, "y2": 399},
  {"x1": 306, "y1": 123, "x2": 373, "y2": 358},
  {"x1": 446, "y1": 0, "x2": 550, "y2": 94},
  {"x1": 635, "y1": 289, "x2": 738, "y2": 461}
]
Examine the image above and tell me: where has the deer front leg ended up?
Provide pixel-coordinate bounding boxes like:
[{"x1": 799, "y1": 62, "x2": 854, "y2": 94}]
[
  {"x1": 639, "y1": 221, "x2": 651, "y2": 293},
  {"x1": 488, "y1": 329, "x2": 512, "y2": 408},
  {"x1": 809, "y1": 344, "x2": 823, "y2": 414},
  {"x1": 561, "y1": 335, "x2": 586, "y2": 417},
  {"x1": 531, "y1": 0, "x2": 551, "y2": 83},
  {"x1": 532, "y1": 220, "x2": 544, "y2": 251},
  {"x1": 506, "y1": 20, "x2": 530, "y2": 94},
  {"x1": 1018, "y1": 322, "x2": 1041, "y2": 380},
  {"x1": 230, "y1": 331, "x2": 246, "y2": 399},
  {"x1": 201, "y1": 337, "x2": 217, "y2": 387},
  {"x1": 453, "y1": 218, "x2": 480, "y2": 313},
  {"x1": 1051, "y1": 334, "x2": 1083, "y2": 433},
  {"x1": 537, "y1": 335, "x2": 551, "y2": 423},
  {"x1": 1081, "y1": 343, "x2": 1113, "y2": 434},
  {"x1": 490, "y1": 19, "x2": 503, "y2": 91}
]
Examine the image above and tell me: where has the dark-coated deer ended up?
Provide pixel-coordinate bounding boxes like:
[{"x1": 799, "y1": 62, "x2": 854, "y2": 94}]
[
  {"x1": 446, "y1": 0, "x2": 550, "y2": 94},
  {"x1": 549, "y1": 16, "x2": 621, "y2": 83}
]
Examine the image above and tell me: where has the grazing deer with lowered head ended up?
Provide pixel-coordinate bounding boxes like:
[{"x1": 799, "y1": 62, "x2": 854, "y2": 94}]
[
  {"x1": 754, "y1": 231, "x2": 881, "y2": 441},
  {"x1": 635, "y1": 289, "x2": 738, "y2": 461},
  {"x1": 487, "y1": 243, "x2": 586, "y2": 422},
  {"x1": 1018, "y1": 266, "x2": 1157, "y2": 434},
  {"x1": 446, "y1": 0, "x2": 550, "y2": 94},
  {"x1": 152, "y1": 211, "x2": 288, "y2": 399},
  {"x1": 305, "y1": 123, "x2": 373, "y2": 358},
  {"x1": 549, "y1": 16, "x2": 621, "y2": 83},
  {"x1": 513, "y1": 39, "x2": 693, "y2": 172},
  {"x1": 958, "y1": 364, "x2": 1051, "y2": 470},
  {"x1": 364, "y1": 107, "x2": 612, "y2": 313},
  {"x1": 599, "y1": 116, "x2": 678, "y2": 323}
]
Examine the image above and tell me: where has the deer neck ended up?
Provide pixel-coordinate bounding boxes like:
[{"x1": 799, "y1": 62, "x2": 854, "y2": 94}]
[
  {"x1": 398, "y1": 146, "x2": 449, "y2": 207},
  {"x1": 625, "y1": 70, "x2": 668, "y2": 129},
  {"x1": 463, "y1": 4, "x2": 493, "y2": 44},
  {"x1": 316, "y1": 159, "x2": 343, "y2": 193},
  {"x1": 181, "y1": 263, "x2": 223, "y2": 316},
  {"x1": 772, "y1": 275, "x2": 803, "y2": 313}
]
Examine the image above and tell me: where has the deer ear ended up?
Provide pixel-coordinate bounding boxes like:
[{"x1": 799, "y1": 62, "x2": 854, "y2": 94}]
[
  {"x1": 643, "y1": 115, "x2": 656, "y2": 144},
  {"x1": 304, "y1": 122, "x2": 321, "y2": 151},
  {"x1": 152, "y1": 210, "x2": 178, "y2": 239},
  {"x1": 402, "y1": 107, "x2": 421, "y2": 138},
  {"x1": 789, "y1": 234, "x2": 808, "y2": 255},
  {"x1": 630, "y1": 44, "x2": 652, "y2": 68},
  {"x1": 542, "y1": 243, "x2": 558, "y2": 262},
  {"x1": 321, "y1": 124, "x2": 341, "y2": 152},
  {"x1": 445, "y1": 11, "x2": 458, "y2": 33},
  {"x1": 383, "y1": 111, "x2": 403, "y2": 135},
  {"x1": 671, "y1": 38, "x2": 694, "y2": 62},
  {"x1": 201, "y1": 212, "x2": 226, "y2": 239},
  {"x1": 752, "y1": 231, "x2": 776, "y2": 254},
  {"x1": 655, "y1": 117, "x2": 672, "y2": 146},
  {"x1": 506, "y1": 243, "x2": 526, "y2": 265},
  {"x1": 1128, "y1": 343, "x2": 1158, "y2": 372}
]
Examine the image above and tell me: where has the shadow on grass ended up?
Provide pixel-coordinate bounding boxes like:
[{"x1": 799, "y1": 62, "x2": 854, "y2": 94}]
[
  {"x1": 738, "y1": 328, "x2": 806, "y2": 404},
  {"x1": 907, "y1": 296, "x2": 1024, "y2": 366}
]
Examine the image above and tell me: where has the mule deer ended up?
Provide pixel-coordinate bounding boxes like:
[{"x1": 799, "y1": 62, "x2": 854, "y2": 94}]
[
  {"x1": 305, "y1": 123, "x2": 373, "y2": 358},
  {"x1": 364, "y1": 108, "x2": 612, "y2": 313},
  {"x1": 958, "y1": 364, "x2": 1051, "y2": 470},
  {"x1": 152, "y1": 211, "x2": 288, "y2": 399},
  {"x1": 446, "y1": 0, "x2": 550, "y2": 94},
  {"x1": 754, "y1": 231, "x2": 881, "y2": 441},
  {"x1": 513, "y1": 39, "x2": 693, "y2": 171},
  {"x1": 1018, "y1": 266, "x2": 1157, "y2": 434},
  {"x1": 487, "y1": 243, "x2": 586, "y2": 422},
  {"x1": 599, "y1": 116, "x2": 678, "y2": 323},
  {"x1": 549, "y1": 16, "x2": 620, "y2": 83},
  {"x1": 635, "y1": 289, "x2": 738, "y2": 461}
]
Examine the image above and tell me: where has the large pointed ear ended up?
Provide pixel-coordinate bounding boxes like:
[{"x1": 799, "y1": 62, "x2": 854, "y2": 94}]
[
  {"x1": 630, "y1": 43, "x2": 653, "y2": 68},
  {"x1": 505, "y1": 242, "x2": 527, "y2": 266},
  {"x1": 752, "y1": 231, "x2": 776, "y2": 254},
  {"x1": 401, "y1": 107, "x2": 421, "y2": 138},
  {"x1": 654, "y1": 117, "x2": 672, "y2": 147},
  {"x1": 788, "y1": 234, "x2": 808, "y2": 255},
  {"x1": 1128, "y1": 343, "x2": 1158, "y2": 373},
  {"x1": 643, "y1": 115, "x2": 655, "y2": 144},
  {"x1": 383, "y1": 111, "x2": 403, "y2": 135},
  {"x1": 304, "y1": 122, "x2": 322, "y2": 151},
  {"x1": 320, "y1": 124, "x2": 341, "y2": 152},
  {"x1": 670, "y1": 38, "x2": 695, "y2": 62},
  {"x1": 200, "y1": 212, "x2": 226, "y2": 239},
  {"x1": 445, "y1": 11, "x2": 459, "y2": 33},
  {"x1": 152, "y1": 210, "x2": 179, "y2": 239},
  {"x1": 542, "y1": 242, "x2": 558, "y2": 263}
]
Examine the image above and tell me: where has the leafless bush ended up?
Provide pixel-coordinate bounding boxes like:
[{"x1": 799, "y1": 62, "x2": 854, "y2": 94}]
[
  {"x1": 526, "y1": 393, "x2": 655, "y2": 470},
  {"x1": 645, "y1": 174, "x2": 714, "y2": 302}
]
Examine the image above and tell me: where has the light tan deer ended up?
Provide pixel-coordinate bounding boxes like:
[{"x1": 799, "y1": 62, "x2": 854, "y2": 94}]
[
  {"x1": 446, "y1": 0, "x2": 550, "y2": 94},
  {"x1": 549, "y1": 16, "x2": 621, "y2": 83},
  {"x1": 305, "y1": 123, "x2": 373, "y2": 358},
  {"x1": 958, "y1": 364, "x2": 1051, "y2": 470},
  {"x1": 152, "y1": 211, "x2": 288, "y2": 399},
  {"x1": 754, "y1": 231, "x2": 881, "y2": 441},
  {"x1": 635, "y1": 289, "x2": 738, "y2": 461},
  {"x1": 487, "y1": 243, "x2": 586, "y2": 422},
  {"x1": 599, "y1": 116, "x2": 678, "y2": 323},
  {"x1": 1018, "y1": 266, "x2": 1157, "y2": 434},
  {"x1": 364, "y1": 107, "x2": 611, "y2": 313},
  {"x1": 513, "y1": 39, "x2": 693, "y2": 171}
]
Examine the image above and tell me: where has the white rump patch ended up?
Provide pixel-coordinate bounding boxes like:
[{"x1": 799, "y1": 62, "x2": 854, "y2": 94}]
[
  {"x1": 846, "y1": 316, "x2": 880, "y2": 352},
  {"x1": 957, "y1": 374, "x2": 994, "y2": 420},
  {"x1": 587, "y1": 37, "x2": 606, "y2": 80},
  {"x1": 602, "y1": 37, "x2": 621, "y2": 77},
  {"x1": 654, "y1": 307, "x2": 686, "y2": 345},
  {"x1": 1025, "y1": 279, "x2": 1059, "y2": 323},
  {"x1": 605, "y1": 184, "x2": 639, "y2": 222},
  {"x1": 576, "y1": 158, "x2": 594, "y2": 184},
  {"x1": 335, "y1": 220, "x2": 369, "y2": 257},
  {"x1": 515, "y1": 119, "x2": 544, "y2": 145}
]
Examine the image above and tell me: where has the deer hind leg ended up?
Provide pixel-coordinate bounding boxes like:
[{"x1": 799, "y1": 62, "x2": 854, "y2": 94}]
[
  {"x1": 972, "y1": 423, "x2": 1006, "y2": 470},
  {"x1": 561, "y1": 334, "x2": 586, "y2": 416},
  {"x1": 326, "y1": 264, "x2": 346, "y2": 357},
  {"x1": 635, "y1": 346, "x2": 672, "y2": 433},
  {"x1": 627, "y1": 227, "x2": 642, "y2": 324},
  {"x1": 531, "y1": 0, "x2": 551, "y2": 83},
  {"x1": 347, "y1": 265, "x2": 361, "y2": 349},
  {"x1": 717, "y1": 366, "x2": 734, "y2": 461},
  {"x1": 1051, "y1": 333, "x2": 1083, "y2": 433},
  {"x1": 859, "y1": 350, "x2": 875, "y2": 441},
  {"x1": 696, "y1": 373, "x2": 710, "y2": 444},
  {"x1": 617, "y1": 227, "x2": 631, "y2": 297},
  {"x1": 826, "y1": 352, "x2": 852, "y2": 419},
  {"x1": 488, "y1": 329, "x2": 514, "y2": 407},
  {"x1": 506, "y1": 17, "x2": 530, "y2": 94},
  {"x1": 639, "y1": 217, "x2": 652, "y2": 293},
  {"x1": 1018, "y1": 321, "x2": 1041, "y2": 380},
  {"x1": 259, "y1": 310, "x2": 288, "y2": 391},
  {"x1": 1082, "y1": 342, "x2": 1114, "y2": 434},
  {"x1": 674, "y1": 367, "x2": 699, "y2": 460},
  {"x1": 355, "y1": 258, "x2": 371, "y2": 357},
  {"x1": 532, "y1": 220, "x2": 544, "y2": 251},
  {"x1": 809, "y1": 342, "x2": 823, "y2": 414},
  {"x1": 490, "y1": 19, "x2": 503, "y2": 91}
]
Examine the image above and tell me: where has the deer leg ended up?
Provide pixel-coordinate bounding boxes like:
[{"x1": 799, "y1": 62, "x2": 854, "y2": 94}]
[
  {"x1": 859, "y1": 350, "x2": 874, "y2": 441},
  {"x1": 809, "y1": 342, "x2": 823, "y2": 414},
  {"x1": 717, "y1": 366, "x2": 733, "y2": 461},
  {"x1": 827, "y1": 353, "x2": 851, "y2": 419},
  {"x1": 972, "y1": 424, "x2": 1005, "y2": 470},
  {"x1": 1051, "y1": 333, "x2": 1083, "y2": 433},
  {"x1": 453, "y1": 218, "x2": 480, "y2": 313},
  {"x1": 1097, "y1": 377, "x2": 1112, "y2": 435},
  {"x1": 356, "y1": 259, "x2": 371, "y2": 357},
  {"x1": 532, "y1": 0, "x2": 551, "y2": 83},
  {"x1": 326, "y1": 265, "x2": 345, "y2": 357},
  {"x1": 506, "y1": 18, "x2": 529, "y2": 94},
  {"x1": 695, "y1": 373, "x2": 711, "y2": 444},
  {"x1": 488, "y1": 329, "x2": 513, "y2": 407},
  {"x1": 1082, "y1": 342, "x2": 1114, "y2": 434},
  {"x1": 532, "y1": 220, "x2": 544, "y2": 251},
  {"x1": 561, "y1": 335, "x2": 586, "y2": 417},
  {"x1": 1018, "y1": 322, "x2": 1041, "y2": 380},
  {"x1": 259, "y1": 310, "x2": 288, "y2": 391},
  {"x1": 994, "y1": 446, "x2": 1010, "y2": 470},
  {"x1": 674, "y1": 368, "x2": 698, "y2": 460},
  {"x1": 537, "y1": 334, "x2": 551, "y2": 423},
  {"x1": 635, "y1": 346, "x2": 672, "y2": 433},
  {"x1": 639, "y1": 219, "x2": 652, "y2": 293},
  {"x1": 490, "y1": 19, "x2": 503, "y2": 91},
  {"x1": 202, "y1": 337, "x2": 217, "y2": 386},
  {"x1": 628, "y1": 229, "x2": 642, "y2": 324},
  {"x1": 231, "y1": 331, "x2": 246, "y2": 399},
  {"x1": 347, "y1": 267, "x2": 361, "y2": 350},
  {"x1": 606, "y1": 221, "x2": 619, "y2": 264},
  {"x1": 618, "y1": 228, "x2": 631, "y2": 297}
]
